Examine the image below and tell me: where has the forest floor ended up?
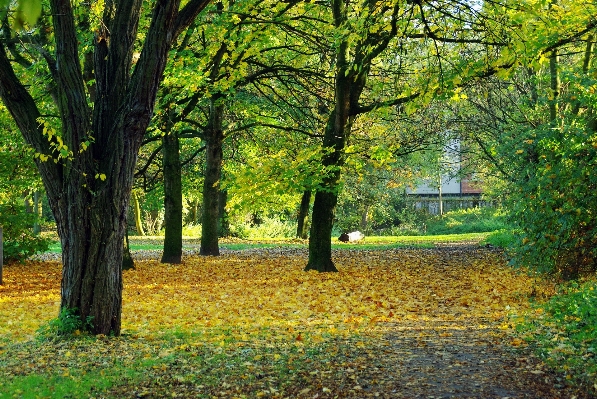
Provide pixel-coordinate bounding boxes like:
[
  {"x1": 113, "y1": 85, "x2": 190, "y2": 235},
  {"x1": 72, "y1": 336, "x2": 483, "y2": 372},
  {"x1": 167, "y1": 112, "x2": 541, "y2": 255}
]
[{"x1": 0, "y1": 244, "x2": 591, "y2": 398}]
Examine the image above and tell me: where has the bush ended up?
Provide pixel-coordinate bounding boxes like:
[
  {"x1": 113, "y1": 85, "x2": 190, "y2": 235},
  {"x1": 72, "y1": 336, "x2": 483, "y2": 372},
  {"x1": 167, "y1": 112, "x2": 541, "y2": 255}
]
[
  {"x1": 0, "y1": 202, "x2": 50, "y2": 263},
  {"x1": 482, "y1": 229, "x2": 517, "y2": 248},
  {"x1": 505, "y1": 122, "x2": 597, "y2": 279},
  {"x1": 182, "y1": 223, "x2": 202, "y2": 237},
  {"x1": 515, "y1": 281, "x2": 597, "y2": 395},
  {"x1": 230, "y1": 216, "x2": 296, "y2": 239},
  {"x1": 425, "y1": 207, "x2": 509, "y2": 235},
  {"x1": 37, "y1": 307, "x2": 94, "y2": 339}
]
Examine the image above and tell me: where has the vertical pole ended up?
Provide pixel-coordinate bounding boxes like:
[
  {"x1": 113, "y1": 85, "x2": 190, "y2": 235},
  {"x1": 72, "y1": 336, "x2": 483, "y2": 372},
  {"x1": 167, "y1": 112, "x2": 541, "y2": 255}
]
[
  {"x1": 438, "y1": 173, "x2": 444, "y2": 216},
  {"x1": 0, "y1": 226, "x2": 3, "y2": 285}
]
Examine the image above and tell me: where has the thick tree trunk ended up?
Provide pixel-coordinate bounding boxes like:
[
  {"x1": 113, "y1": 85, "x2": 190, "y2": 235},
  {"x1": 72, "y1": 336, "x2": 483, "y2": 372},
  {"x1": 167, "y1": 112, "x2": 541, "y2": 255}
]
[
  {"x1": 57, "y1": 172, "x2": 131, "y2": 335},
  {"x1": 0, "y1": 0, "x2": 211, "y2": 335},
  {"x1": 200, "y1": 99, "x2": 225, "y2": 256},
  {"x1": 306, "y1": 191, "x2": 338, "y2": 272},
  {"x1": 161, "y1": 131, "x2": 183, "y2": 264},
  {"x1": 305, "y1": 0, "x2": 374, "y2": 272},
  {"x1": 296, "y1": 190, "x2": 311, "y2": 239},
  {"x1": 305, "y1": 113, "x2": 348, "y2": 272}
]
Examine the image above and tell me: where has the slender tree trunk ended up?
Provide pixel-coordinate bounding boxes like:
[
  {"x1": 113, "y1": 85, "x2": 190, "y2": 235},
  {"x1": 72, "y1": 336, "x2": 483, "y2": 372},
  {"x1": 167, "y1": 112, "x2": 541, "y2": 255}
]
[
  {"x1": 0, "y1": 226, "x2": 3, "y2": 285},
  {"x1": 131, "y1": 191, "x2": 146, "y2": 236},
  {"x1": 360, "y1": 204, "x2": 369, "y2": 232},
  {"x1": 200, "y1": 98, "x2": 225, "y2": 256},
  {"x1": 161, "y1": 131, "x2": 183, "y2": 264},
  {"x1": 123, "y1": 231, "x2": 135, "y2": 271},
  {"x1": 296, "y1": 190, "x2": 311, "y2": 239},
  {"x1": 218, "y1": 189, "x2": 230, "y2": 238}
]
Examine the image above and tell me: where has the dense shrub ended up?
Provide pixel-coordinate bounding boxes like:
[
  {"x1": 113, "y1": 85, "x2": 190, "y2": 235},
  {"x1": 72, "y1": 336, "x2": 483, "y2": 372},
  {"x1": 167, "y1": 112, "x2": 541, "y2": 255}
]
[
  {"x1": 482, "y1": 229, "x2": 517, "y2": 248},
  {"x1": 230, "y1": 216, "x2": 296, "y2": 239},
  {"x1": 515, "y1": 281, "x2": 597, "y2": 395},
  {"x1": 426, "y1": 207, "x2": 509, "y2": 235},
  {"x1": 506, "y1": 122, "x2": 597, "y2": 279},
  {"x1": 0, "y1": 201, "x2": 50, "y2": 263}
]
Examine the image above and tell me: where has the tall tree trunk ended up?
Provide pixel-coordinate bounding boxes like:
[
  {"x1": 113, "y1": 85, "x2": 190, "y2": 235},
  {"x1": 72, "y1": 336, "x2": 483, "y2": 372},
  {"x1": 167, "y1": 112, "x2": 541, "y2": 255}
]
[
  {"x1": 0, "y1": 0, "x2": 211, "y2": 335},
  {"x1": 296, "y1": 190, "x2": 311, "y2": 239},
  {"x1": 305, "y1": 0, "x2": 361, "y2": 271},
  {"x1": 200, "y1": 98, "x2": 225, "y2": 256},
  {"x1": 305, "y1": 109, "x2": 352, "y2": 272},
  {"x1": 161, "y1": 131, "x2": 183, "y2": 263},
  {"x1": 131, "y1": 191, "x2": 146, "y2": 236},
  {"x1": 123, "y1": 231, "x2": 135, "y2": 271},
  {"x1": 359, "y1": 204, "x2": 369, "y2": 232},
  {"x1": 218, "y1": 189, "x2": 230, "y2": 238}
]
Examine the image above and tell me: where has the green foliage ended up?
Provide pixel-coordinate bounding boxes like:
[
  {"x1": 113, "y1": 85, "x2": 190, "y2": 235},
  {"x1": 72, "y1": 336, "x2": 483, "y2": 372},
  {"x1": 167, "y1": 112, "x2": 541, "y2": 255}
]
[
  {"x1": 481, "y1": 229, "x2": 517, "y2": 249},
  {"x1": 506, "y1": 121, "x2": 597, "y2": 279},
  {"x1": 181, "y1": 223, "x2": 203, "y2": 237},
  {"x1": 367, "y1": 207, "x2": 508, "y2": 237},
  {"x1": 229, "y1": 216, "x2": 296, "y2": 239},
  {"x1": 515, "y1": 281, "x2": 597, "y2": 395},
  {"x1": 426, "y1": 207, "x2": 510, "y2": 235},
  {"x1": 0, "y1": 201, "x2": 49, "y2": 263},
  {"x1": 37, "y1": 307, "x2": 94, "y2": 339}
]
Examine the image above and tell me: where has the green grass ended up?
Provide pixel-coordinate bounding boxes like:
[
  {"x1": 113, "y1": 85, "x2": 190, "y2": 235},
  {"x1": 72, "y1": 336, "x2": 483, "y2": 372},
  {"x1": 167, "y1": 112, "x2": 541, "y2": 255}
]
[
  {"x1": 481, "y1": 229, "x2": 517, "y2": 248},
  {"x1": 43, "y1": 232, "x2": 492, "y2": 255},
  {"x1": 514, "y1": 280, "x2": 597, "y2": 394},
  {"x1": 0, "y1": 372, "x2": 117, "y2": 399}
]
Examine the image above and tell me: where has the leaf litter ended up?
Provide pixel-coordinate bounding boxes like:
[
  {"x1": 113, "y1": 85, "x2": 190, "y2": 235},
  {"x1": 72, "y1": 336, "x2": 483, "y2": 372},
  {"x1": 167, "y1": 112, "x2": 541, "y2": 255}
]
[{"x1": 0, "y1": 245, "x2": 590, "y2": 398}]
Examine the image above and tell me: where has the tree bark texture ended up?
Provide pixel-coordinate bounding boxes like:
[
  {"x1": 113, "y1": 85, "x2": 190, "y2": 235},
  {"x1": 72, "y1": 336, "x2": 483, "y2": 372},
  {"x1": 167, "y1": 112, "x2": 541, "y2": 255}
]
[
  {"x1": 296, "y1": 190, "x2": 311, "y2": 239},
  {"x1": 0, "y1": 0, "x2": 211, "y2": 335},
  {"x1": 200, "y1": 98, "x2": 225, "y2": 256},
  {"x1": 161, "y1": 131, "x2": 183, "y2": 264}
]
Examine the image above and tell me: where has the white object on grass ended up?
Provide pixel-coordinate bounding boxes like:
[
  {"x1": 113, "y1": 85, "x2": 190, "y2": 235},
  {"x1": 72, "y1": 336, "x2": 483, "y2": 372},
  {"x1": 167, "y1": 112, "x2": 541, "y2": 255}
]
[{"x1": 347, "y1": 231, "x2": 364, "y2": 242}]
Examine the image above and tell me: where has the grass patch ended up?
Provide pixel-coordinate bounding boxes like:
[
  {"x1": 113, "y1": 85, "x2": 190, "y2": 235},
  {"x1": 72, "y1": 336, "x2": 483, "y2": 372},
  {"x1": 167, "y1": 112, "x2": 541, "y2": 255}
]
[
  {"x1": 481, "y1": 229, "x2": 517, "y2": 249},
  {"x1": 0, "y1": 371, "x2": 117, "y2": 399},
  {"x1": 514, "y1": 280, "x2": 597, "y2": 395},
  {"x1": 44, "y1": 233, "x2": 490, "y2": 255}
]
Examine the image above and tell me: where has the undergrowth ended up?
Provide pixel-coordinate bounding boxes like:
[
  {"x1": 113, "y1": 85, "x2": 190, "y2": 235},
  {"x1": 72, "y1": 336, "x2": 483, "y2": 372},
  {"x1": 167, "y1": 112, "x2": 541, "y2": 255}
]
[
  {"x1": 515, "y1": 280, "x2": 597, "y2": 395},
  {"x1": 425, "y1": 207, "x2": 510, "y2": 235}
]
